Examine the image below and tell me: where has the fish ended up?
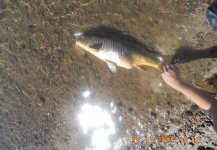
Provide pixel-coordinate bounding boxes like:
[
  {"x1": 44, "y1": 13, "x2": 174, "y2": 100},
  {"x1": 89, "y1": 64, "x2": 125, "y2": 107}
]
[{"x1": 74, "y1": 31, "x2": 164, "y2": 72}]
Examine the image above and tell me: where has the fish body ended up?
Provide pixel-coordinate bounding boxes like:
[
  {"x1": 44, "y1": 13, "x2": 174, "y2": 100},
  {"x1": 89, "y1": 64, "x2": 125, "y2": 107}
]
[{"x1": 75, "y1": 32, "x2": 164, "y2": 72}]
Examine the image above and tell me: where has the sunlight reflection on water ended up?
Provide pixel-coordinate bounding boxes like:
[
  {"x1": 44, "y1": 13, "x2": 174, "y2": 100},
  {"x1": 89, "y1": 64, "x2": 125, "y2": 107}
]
[
  {"x1": 83, "y1": 90, "x2": 91, "y2": 98},
  {"x1": 78, "y1": 103, "x2": 115, "y2": 150}
]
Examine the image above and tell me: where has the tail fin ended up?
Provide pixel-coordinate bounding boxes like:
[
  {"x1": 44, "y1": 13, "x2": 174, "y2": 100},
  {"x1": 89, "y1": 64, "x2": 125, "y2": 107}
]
[
  {"x1": 156, "y1": 63, "x2": 164, "y2": 71},
  {"x1": 156, "y1": 54, "x2": 174, "y2": 71}
]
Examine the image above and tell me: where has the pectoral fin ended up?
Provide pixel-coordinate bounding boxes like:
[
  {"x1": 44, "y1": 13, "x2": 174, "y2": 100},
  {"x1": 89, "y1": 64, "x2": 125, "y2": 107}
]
[
  {"x1": 105, "y1": 60, "x2": 117, "y2": 73},
  {"x1": 89, "y1": 43, "x2": 103, "y2": 51}
]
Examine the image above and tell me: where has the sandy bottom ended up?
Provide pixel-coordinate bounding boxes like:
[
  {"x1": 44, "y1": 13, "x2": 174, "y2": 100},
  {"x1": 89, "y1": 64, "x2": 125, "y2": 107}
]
[{"x1": 0, "y1": 0, "x2": 217, "y2": 149}]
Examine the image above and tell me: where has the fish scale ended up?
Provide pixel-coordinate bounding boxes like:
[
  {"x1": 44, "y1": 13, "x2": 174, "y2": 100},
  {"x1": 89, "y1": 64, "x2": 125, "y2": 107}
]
[{"x1": 75, "y1": 32, "x2": 164, "y2": 72}]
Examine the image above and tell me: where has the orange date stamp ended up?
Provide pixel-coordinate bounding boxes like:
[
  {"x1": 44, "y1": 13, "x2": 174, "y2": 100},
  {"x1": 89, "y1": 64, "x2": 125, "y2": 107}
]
[{"x1": 131, "y1": 135, "x2": 201, "y2": 144}]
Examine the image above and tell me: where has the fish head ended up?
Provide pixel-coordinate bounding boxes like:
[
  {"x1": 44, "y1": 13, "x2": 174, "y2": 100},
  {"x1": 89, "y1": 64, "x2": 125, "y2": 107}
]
[
  {"x1": 76, "y1": 36, "x2": 94, "y2": 45},
  {"x1": 73, "y1": 32, "x2": 96, "y2": 44},
  {"x1": 75, "y1": 35, "x2": 102, "y2": 53}
]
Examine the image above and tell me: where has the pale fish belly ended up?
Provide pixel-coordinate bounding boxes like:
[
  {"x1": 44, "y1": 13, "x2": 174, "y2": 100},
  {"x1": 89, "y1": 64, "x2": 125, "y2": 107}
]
[
  {"x1": 98, "y1": 50, "x2": 120, "y2": 64},
  {"x1": 97, "y1": 50, "x2": 122, "y2": 72}
]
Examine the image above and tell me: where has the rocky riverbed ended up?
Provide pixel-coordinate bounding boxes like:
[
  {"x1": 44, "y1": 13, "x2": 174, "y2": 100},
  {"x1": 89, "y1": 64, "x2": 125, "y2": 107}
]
[{"x1": 0, "y1": 0, "x2": 217, "y2": 150}]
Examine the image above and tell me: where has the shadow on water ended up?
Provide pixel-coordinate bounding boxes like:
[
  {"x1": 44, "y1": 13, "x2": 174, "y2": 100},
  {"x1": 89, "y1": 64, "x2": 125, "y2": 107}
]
[
  {"x1": 207, "y1": 74, "x2": 217, "y2": 88},
  {"x1": 211, "y1": 0, "x2": 217, "y2": 7},
  {"x1": 171, "y1": 45, "x2": 217, "y2": 93},
  {"x1": 79, "y1": 26, "x2": 163, "y2": 56},
  {"x1": 170, "y1": 46, "x2": 217, "y2": 64}
]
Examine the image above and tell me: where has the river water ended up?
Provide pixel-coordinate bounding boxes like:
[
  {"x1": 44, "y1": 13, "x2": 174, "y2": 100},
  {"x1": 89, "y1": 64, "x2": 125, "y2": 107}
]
[{"x1": 1, "y1": 0, "x2": 217, "y2": 149}]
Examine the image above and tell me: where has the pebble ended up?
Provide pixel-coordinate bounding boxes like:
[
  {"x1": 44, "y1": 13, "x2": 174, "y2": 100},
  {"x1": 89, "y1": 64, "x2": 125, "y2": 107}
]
[
  {"x1": 190, "y1": 105, "x2": 199, "y2": 112},
  {"x1": 44, "y1": 54, "x2": 51, "y2": 62},
  {"x1": 165, "y1": 126, "x2": 170, "y2": 130},
  {"x1": 197, "y1": 32, "x2": 204, "y2": 38},
  {"x1": 166, "y1": 102, "x2": 171, "y2": 106},
  {"x1": 88, "y1": 69, "x2": 97, "y2": 84},
  {"x1": 195, "y1": 132, "x2": 201, "y2": 137},
  {"x1": 198, "y1": 111, "x2": 205, "y2": 116},
  {"x1": 36, "y1": 96, "x2": 45, "y2": 106},
  {"x1": 185, "y1": 110, "x2": 193, "y2": 117},
  {"x1": 57, "y1": 50, "x2": 64, "y2": 59},
  {"x1": 212, "y1": 143, "x2": 217, "y2": 147},
  {"x1": 52, "y1": 57, "x2": 57, "y2": 65},
  {"x1": 195, "y1": 114, "x2": 200, "y2": 120},
  {"x1": 198, "y1": 146, "x2": 206, "y2": 150},
  {"x1": 188, "y1": 142, "x2": 194, "y2": 148},
  {"x1": 28, "y1": 24, "x2": 36, "y2": 33},
  {"x1": 201, "y1": 123, "x2": 205, "y2": 128},
  {"x1": 202, "y1": 84, "x2": 216, "y2": 94},
  {"x1": 150, "y1": 112, "x2": 157, "y2": 120},
  {"x1": 0, "y1": 13, "x2": 5, "y2": 20},
  {"x1": 117, "y1": 102, "x2": 123, "y2": 108},
  {"x1": 126, "y1": 146, "x2": 131, "y2": 150},
  {"x1": 174, "y1": 133, "x2": 178, "y2": 138},
  {"x1": 128, "y1": 107, "x2": 133, "y2": 113},
  {"x1": 39, "y1": 41, "x2": 46, "y2": 49},
  {"x1": 169, "y1": 118, "x2": 175, "y2": 124},
  {"x1": 0, "y1": 2, "x2": 6, "y2": 9},
  {"x1": 206, "y1": 121, "x2": 213, "y2": 126}
]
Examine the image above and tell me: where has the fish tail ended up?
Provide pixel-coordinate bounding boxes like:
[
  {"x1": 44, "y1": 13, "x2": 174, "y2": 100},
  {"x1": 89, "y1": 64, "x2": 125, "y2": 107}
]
[{"x1": 156, "y1": 63, "x2": 164, "y2": 71}]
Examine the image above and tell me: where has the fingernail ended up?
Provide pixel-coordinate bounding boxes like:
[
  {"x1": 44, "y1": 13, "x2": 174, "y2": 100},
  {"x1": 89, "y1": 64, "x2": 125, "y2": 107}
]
[{"x1": 166, "y1": 64, "x2": 169, "y2": 68}]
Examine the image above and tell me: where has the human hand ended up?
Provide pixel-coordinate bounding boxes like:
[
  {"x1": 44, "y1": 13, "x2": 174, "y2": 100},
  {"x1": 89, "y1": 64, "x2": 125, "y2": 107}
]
[{"x1": 161, "y1": 64, "x2": 182, "y2": 89}]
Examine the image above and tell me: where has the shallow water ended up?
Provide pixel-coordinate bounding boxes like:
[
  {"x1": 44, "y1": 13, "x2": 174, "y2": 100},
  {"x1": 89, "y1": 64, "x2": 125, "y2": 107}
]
[{"x1": 1, "y1": 0, "x2": 217, "y2": 149}]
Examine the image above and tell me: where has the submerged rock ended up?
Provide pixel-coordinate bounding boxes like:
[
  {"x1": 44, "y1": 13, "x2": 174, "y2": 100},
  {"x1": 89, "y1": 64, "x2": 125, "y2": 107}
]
[
  {"x1": 198, "y1": 146, "x2": 206, "y2": 150},
  {"x1": 117, "y1": 102, "x2": 123, "y2": 108},
  {"x1": 188, "y1": 142, "x2": 194, "y2": 148},
  {"x1": 150, "y1": 112, "x2": 157, "y2": 120},
  {"x1": 36, "y1": 96, "x2": 46, "y2": 106},
  {"x1": 190, "y1": 105, "x2": 199, "y2": 112},
  {"x1": 185, "y1": 110, "x2": 194, "y2": 117},
  {"x1": 128, "y1": 107, "x2": 133, "y2": 113},
  {"x1": 169, "y1": 118, "x2": 175, "y2": 124}
]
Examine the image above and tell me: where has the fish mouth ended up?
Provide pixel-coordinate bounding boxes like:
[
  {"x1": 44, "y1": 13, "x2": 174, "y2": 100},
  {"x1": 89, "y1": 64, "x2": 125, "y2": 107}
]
[
  {"x1": 75, "y1": 40, "x2": 83, "y2": 47},
  {"x1": 75, "y1": 40, "x2": 89, "y2": 52}
]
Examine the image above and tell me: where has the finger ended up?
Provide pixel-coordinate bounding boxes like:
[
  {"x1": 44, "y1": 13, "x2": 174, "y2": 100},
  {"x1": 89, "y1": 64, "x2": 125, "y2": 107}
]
[
  {"x1": 161, "y1": 73, "x2": 166, "y2": 80},
  {"x1": 164, "y1": 71, "x2": 172, "y2": 77},
  {"x1": 163, "y1": 65, "x2": 168, "y2": 72},
  {"x1": 166, "y1": 64, "x2": 171, "y2": 71},
  {"x1": 166, "y1": 64, "x2": 170, "y2": 69},
  {"x1": 167, "y1": 64, "x2": 174, "y2": 70},
  {"x1": 162, "y1": 67, "x2": 171, "y2": 75},
  {"x1": 162, "y1": 73, "x2": 170, "y2": 81},
  {"x1": 168, "y1": 64, "x2": 174, "y2": 70},
  {"x1": 170, "y1": 64, "x2": 173, "y2": 68}
]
